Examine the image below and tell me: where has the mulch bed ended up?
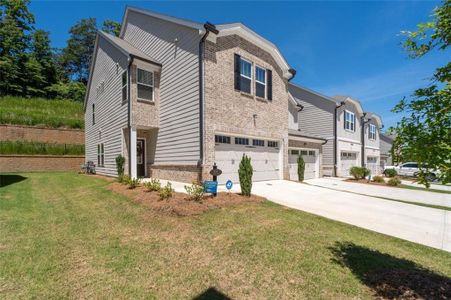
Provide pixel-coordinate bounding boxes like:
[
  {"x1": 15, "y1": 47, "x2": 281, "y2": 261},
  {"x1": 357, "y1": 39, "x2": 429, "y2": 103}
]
[
  {"x1": 106, "y1": 182, "x2": 265, "y2": 216},
  {"x1": 346, "y1": 179, "x2": 387, "y2": 186}
]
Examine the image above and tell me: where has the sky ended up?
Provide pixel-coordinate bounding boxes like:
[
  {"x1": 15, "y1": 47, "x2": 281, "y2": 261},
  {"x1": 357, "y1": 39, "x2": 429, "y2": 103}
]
[{"x1": 30, "y1": 0, "x2": 448, "y2": 129}]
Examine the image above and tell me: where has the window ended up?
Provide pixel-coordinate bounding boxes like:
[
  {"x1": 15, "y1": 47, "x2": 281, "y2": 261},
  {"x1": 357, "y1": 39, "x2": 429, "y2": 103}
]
[
  {"x1": 268, "y1": 141, "x2": 278, "y2": 148},
  {"x1": 122, "y1": 71, "x2": 127, "y2": 102},
  {"x1": 344, "y1": 110, "x2": 355, "y2": 131},
  {"x1": 92, "y1": 104, "x2": 95, "y2": 125},
  {"x1": 137, "y1": 68, "x2": 154, "y2": 101},
  {"x1": 215, "y1": 135, "x2": 231, "y2": 144},
  {"x1": 290, "y1": 149, "x2": 299, "y2": 155},
  {"x1": 309, "y1": 150, "x2": 315, "y2": 156},
  {"x1": 97, "y1": 143, "x2": 104, "y2": 167},
  {"x1": 239, "y1": 58, "x2": 252, "y2": 94},
  {"x1": 369, "y1": 124, "x2": 376, "y2": 140},
  {"x1": 255, "y1": 66, "x2": 266, "y2": 98},
  {"x1": 367, "y1": 156, "x2": 377, "y2": 163},
  {"x1": 253, "y1": 139, "x2": 265, "y2": 147},
  {"x1": 235, "y1": 137, "x2": 249, "y2": 145}
]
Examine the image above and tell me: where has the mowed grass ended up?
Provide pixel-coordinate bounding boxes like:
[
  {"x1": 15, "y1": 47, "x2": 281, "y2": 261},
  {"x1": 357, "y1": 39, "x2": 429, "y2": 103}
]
[
  {"x1": 0, "y1": 96, "x2": 84, "y2": 129},
  {"x1": 0, "y1": 173, "x2": 450, "y2": 299}
]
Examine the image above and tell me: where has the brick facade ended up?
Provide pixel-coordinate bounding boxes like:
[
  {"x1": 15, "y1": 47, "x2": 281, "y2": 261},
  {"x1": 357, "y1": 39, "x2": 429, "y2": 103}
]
[
  {"x1": 149, "y1": 164, "x2": 201, "y2": 183},
  {"x1": 0, "y1": 125, "x2": 84, "y2": 144},
  {"x1": 0, "y1": 155, "x2": 84, "y2": 172},
  {"x1": 203, "y1": 35, "x2": 290, "y2": 180}
]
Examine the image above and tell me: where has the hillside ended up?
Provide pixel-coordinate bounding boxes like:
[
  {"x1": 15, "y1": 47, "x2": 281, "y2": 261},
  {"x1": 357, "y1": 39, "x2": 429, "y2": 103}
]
[{"x1": 0, "y1": 97, "x2": 84, "y2": 129}]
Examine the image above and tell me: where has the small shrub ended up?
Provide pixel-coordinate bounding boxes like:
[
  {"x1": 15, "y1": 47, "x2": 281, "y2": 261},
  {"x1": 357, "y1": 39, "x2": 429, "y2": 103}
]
[
  {"x1": 127, "y1": 177, "x2": 140, "y2": 189},
  {"x1": 238, "y1": 154, "x2": 253, "y2": 196},
  {"x1": 384, "y1": 169, "x2": 397, "y2": 178},
  {"x1": 297, "y1": 154, "x2": 305, "y2": 182},
  {"x1": 350, "y1": 167, "x2": 370, "y2": 180},
  {"x1": 143, "y1": 178, "x2": 161, "y2": 192},
  {"x1": 115, "y1": 155, "x2": 125, "y2": 178},
  {"x1": 372, "y1": 175, "x2": 384, "y2": 183},
  {"x1": 387, "y1": 177, "x2": 401, "y2": 187},
  {"x1": 185, "y1": 182, "x2": 204, "y2": 201},
  {"x1": 159, "y1": 182, "x2": 175, "y2": 200},
  {"x1": 120, "y1": 175, "x2": 130, "y2": 185}
]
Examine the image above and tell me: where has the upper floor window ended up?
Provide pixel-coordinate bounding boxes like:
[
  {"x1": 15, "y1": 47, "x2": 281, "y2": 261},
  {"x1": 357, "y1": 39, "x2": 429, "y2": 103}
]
[
  {"x1": 122, "y1": 71, "x2": 128, "y2": 102},
  {"x1": 137, "y1": 68, "x2": 154, "y2": 101},
  {"x1": 239, "y1": 57, "x2": 252, "y2": 94},
  {"x1": 255, "y1": 66, "x2": 267, "y2": 98},
  {"x1": 344, "y1": 110, "x2": 355, "y2": 132},
  {"x1": 92, "y1": 104, "x2": 95, "y2": 125},
  {"x1": 369, "y1": 124, "x2": 376, "y2": 140}
]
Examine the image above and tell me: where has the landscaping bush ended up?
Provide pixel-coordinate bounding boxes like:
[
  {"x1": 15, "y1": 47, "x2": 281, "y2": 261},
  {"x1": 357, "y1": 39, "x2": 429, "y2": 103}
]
[
  {"x1": 238, "y1": 154, "x2": 253, "y2": 196},
  {"x1": 372, "y1": 175, "x2": 385, "y2": 183},
  {"x1": 387, "y1": 177, "x2": 401, "y2": 187},
  {"x1": 350, "y1": 167, "x2": 370, "y2": 180},
  {"x1": 297, "y1": 154, "x2": 305, "y2": 182},
  {"x1": 159, "y1": 182, "x2": 175, "y2": 200},
  {"x1": 115, "y1": 155, "x2": 125, "y2": 178},
  {"x1": 185, "y1": 182, "x2": 204, "y2": 201},
  {"x1": 120, "y1": 175, "x2": 130, "y2": 185},
  {"x1": 384, "y1": 169, "x2": 397, "y2": 178},
  {"x1": 127, "y1": 177, "x2": 141, "y2": 189},
  {"x1": 143, "y1": 178, "x2": 161, "y2": 192},
  {"x1": 0, "y1": 140, "x2": 84, "y2": 155}
]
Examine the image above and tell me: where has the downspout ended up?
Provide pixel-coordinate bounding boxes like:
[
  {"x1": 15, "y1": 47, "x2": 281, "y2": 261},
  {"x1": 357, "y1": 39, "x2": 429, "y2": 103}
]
[
  {"x1": 334, "y1": 101, "x2": 346, "y2": 177},
  {"x1": 198, "y1": 22, "x2": 218, "y2": 171},
  {"x1": 127, "y1": 57, "x2": 134, "y2": 176}
]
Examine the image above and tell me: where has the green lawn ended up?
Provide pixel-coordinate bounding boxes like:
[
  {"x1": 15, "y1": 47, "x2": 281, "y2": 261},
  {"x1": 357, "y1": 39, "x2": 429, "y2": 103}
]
[
  {"x1": 0, "y1": 173, "x2": 450, "y2": 299},
  {"x1": 0, "y1": 96, "x2": 84, "y2": 129}
]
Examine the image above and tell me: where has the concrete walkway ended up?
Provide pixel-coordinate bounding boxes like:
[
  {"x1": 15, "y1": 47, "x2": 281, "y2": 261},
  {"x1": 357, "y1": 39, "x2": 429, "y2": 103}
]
[
  {"x1": 221, "y1": 180, "x2": 451, "y2": 252},
  {"x1": 401, "y1": 180, "x2": 451, "y2": 192},
  {"x1": 305, "y1": 177, "x2": 451, "y2": 208}
]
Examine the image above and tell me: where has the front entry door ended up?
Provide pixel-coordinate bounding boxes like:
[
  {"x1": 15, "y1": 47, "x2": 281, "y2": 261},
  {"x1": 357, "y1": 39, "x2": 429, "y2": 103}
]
[{"x1": 137, "y1": 139, "x2": 145, "y2": 177}]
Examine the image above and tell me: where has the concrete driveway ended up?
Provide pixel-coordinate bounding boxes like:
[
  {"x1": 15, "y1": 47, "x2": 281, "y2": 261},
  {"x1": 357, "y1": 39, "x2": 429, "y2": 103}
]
[
  {"x1": 305, "y1": 177, "x2": 451, "y2": 208},
  {"x1": 220, "y1": 180, "x2": 451, "y2": 252}
]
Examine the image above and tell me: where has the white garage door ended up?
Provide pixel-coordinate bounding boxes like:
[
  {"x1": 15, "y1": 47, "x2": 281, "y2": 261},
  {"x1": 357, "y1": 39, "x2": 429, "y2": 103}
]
[
  {"x1": 366, "y1": 156, "x2": 380, "y2": 175},
  {"x1": 340, "y1": 152, "x2": 358, "y2": 177},
  {"x1": 289, "y1": 149, "x2": 318, "y2": 181},
  {"x1": 214, "y1": 137, "x2": 280, "y2": 184}
]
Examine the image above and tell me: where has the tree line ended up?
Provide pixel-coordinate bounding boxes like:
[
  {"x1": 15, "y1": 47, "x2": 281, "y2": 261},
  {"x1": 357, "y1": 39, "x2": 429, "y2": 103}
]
[{"x1": 0, "y1": 0, "x2": 120, "y2": 101}]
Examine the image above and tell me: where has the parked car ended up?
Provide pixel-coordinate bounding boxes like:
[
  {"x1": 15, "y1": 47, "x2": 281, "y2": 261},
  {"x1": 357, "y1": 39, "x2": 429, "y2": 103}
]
[{"x1": 384, "y1": 162, "x2": 437, "y2": 180}]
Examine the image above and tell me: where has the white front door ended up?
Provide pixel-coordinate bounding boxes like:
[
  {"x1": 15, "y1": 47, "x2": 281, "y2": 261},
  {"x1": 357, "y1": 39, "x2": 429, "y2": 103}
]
[
  {"x1": 215, "y1": 140, "x2": 280, "y2": 184},
  {"x1": 289, "y1": 148, "x2": 319, "y2": 180}
]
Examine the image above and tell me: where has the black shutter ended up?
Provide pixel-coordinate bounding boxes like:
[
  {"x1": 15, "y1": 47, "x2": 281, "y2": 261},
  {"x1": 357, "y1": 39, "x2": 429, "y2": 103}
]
[
  {"x1": 267, "y1": 69, "x2": 272, "y2": 100},
  {"x1": 344, "y1": 111, "x2": 346, "y2": 130},
  {"x1": 234, "y1": 54, "x2": 241, "y2": 91}
]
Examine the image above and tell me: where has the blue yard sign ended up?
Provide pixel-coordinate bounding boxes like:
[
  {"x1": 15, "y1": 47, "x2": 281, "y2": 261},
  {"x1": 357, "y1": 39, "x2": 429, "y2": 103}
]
[
  {"x1": 204, "y1": 181, "x2": 218, "y2": 194},
  {"x1": 225, "y1": 180, "x2": 233, "y2": 191}
]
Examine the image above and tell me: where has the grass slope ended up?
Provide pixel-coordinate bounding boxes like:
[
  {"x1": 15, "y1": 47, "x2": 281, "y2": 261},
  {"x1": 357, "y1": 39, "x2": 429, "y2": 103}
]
[
  {"x1": 0, "y1": 96, "x2": 84, "y2": 129},
  {"x1": 0, "y1": 172, "x2": 450, "y2": 299}
]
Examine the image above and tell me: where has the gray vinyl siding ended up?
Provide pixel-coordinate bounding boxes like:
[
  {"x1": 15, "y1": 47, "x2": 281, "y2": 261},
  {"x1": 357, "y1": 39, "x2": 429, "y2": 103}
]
[
  {"x1": 288, "y1": 84, "x2": 335, "y2": 166},
  {"x1": 337, "y1": 102, "x2": 362, "y2": 142},
  {"x1": 122, "y1": 10, "x2": 201, "y2": 165},
  {"x1": 85, "y1": 35, "x2": 129, "y2": 176},
  {"x1": 380, "y1": 134, "x2": 393, "y2": 155}
]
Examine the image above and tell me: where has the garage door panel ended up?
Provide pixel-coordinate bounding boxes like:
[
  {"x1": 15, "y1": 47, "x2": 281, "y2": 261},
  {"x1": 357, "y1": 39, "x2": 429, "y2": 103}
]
[{"x1": 288, "y1": 149, "x2": 318, "y2": 181}]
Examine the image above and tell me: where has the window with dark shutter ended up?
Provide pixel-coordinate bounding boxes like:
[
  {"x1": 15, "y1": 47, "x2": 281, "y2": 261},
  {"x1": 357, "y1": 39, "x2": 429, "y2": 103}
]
[
  {"x1": 267, "y1": 69, "x2": 272, "y2": 100},
  {"x1": 234, "y1": 54, "x2": 241, "y2": 91}
]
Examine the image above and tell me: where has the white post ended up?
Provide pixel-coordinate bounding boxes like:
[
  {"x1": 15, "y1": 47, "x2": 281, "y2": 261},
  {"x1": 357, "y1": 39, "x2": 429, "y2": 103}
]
[{"x1": 130, "y1": 127, "x2": 137, "y2": 179}]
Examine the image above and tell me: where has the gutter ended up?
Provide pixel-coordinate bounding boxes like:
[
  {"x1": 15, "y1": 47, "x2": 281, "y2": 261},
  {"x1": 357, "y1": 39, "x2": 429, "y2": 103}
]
[
  {"x1": 334, "y1": 101, "x2": 346, "y2": 177},
  {"x1": 198, "y1": 22, "x2": 218, "y2": 169},
  {"x1": 127, "y1": 57, "x2": 134, "y2": 176}
]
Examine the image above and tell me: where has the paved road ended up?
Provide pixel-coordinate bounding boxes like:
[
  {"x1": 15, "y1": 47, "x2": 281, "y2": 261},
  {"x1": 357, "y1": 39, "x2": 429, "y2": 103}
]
[
  {"x1": 305, "y1": 177, "x2": 451, "y2": 208},
  {"x1": 221, "y1": 180, "x2": 451, "y2": 252}
]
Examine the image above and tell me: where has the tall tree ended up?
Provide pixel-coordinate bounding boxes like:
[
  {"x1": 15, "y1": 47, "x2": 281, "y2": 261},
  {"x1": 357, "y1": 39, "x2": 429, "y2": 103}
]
[
  {"x1": 102, "y1": 19, "x2": 121, "y2": 37},
  {"x1": 392, "y1": 0, "x2": 450, "y2": 186},
  {"x1": 60, "y1": 18, "x2": 97, "y2": 84},
  {"x1": 0, "y1": 0, "x2": 35, "y2": 95}
]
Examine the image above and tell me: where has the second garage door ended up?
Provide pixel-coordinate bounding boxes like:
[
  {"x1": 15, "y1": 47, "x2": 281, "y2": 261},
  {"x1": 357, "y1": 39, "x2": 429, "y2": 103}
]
[
  {"x1": 340, "y1": 151, "x2": 358, "y2": 177},
  {"x1": 214, "y1": 136, "x2": 281, "y2": 184},
  {"x1": 288, "y1": 149, "x2": 319, "y2": 181}
]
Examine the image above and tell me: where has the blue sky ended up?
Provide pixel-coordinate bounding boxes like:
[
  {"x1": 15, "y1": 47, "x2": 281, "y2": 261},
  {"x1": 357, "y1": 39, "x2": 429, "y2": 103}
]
[{"x1": 30, "y1": 1, "x2": 447, "y2": 129}]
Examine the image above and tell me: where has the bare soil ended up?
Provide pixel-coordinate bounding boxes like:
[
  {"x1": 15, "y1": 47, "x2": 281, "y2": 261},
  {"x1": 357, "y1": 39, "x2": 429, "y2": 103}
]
[{"x1": 107, "y1": 182, "x2": 265, "y2": 216}]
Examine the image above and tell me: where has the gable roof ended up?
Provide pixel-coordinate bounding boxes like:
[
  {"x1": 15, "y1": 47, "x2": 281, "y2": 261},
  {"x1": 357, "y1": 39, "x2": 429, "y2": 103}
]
[
  {"x1": 332, "y1": 95, "x2": 364, "y2": 114},
  {"x1": 289, "y1": 82, "x2": 338, "y2": 106},
  {"x1": 119, "y1": 6, "x2": 295, "y2": 79},
  {"x1": 364, "y1": 112, "x2": 383, "y2": 128}
]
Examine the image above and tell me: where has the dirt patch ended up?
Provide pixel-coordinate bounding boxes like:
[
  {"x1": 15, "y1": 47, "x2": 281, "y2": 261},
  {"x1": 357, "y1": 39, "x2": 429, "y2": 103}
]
[{"x1": 107, "y1": 182, "x2": 265, "y2": 216}]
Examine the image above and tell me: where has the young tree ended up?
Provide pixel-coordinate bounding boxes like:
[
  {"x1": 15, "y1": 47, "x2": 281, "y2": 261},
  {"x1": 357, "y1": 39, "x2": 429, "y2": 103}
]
[
  {"x1": 61, "y1": 18, "x2": 97, "y2": 84},
  {"x1": 102, "y1": 19, "x2": 121, "y2": 37},
  {"x1": 392, "y1": 0, "x2": 451, "y2": 186}
]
